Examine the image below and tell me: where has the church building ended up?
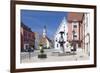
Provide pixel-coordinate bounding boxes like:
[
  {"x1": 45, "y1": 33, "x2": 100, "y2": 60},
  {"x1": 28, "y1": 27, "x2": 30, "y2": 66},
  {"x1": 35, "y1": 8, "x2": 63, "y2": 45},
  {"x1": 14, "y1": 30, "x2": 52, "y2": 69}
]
[{"x1": 39, "y1": 25, "x2": 52, "y2": 49}]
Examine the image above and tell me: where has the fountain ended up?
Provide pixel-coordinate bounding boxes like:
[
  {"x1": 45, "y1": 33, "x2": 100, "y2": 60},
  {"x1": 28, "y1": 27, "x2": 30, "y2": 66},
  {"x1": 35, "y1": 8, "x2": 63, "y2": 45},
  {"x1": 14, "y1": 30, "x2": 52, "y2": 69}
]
[
  {"x1": 38, "y1": 44, "x2": 47, "y2": 59},
  {"x1": 58, "y1": 31, "x2": 66, "y2": 56}
]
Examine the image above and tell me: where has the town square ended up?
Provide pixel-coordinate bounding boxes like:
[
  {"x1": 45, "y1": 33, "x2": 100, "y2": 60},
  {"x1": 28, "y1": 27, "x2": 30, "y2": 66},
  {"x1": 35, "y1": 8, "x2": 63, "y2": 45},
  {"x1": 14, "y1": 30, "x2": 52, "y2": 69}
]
[{"x1": 20, "y1": 10, "x2": 90, "y2": 63}]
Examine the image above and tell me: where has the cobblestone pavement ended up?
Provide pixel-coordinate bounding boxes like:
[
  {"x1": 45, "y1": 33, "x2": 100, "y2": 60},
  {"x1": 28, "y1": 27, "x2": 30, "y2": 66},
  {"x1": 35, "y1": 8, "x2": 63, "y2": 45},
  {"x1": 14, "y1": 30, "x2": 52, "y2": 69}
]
[{"x1": 20, "y1": 49, "x2": 89, "y2": 63}]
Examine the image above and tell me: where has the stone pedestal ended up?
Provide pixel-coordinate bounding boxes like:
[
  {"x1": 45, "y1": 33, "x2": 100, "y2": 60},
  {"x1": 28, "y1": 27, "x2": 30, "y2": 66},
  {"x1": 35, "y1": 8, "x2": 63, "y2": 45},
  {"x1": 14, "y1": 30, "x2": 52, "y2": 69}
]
[
  {"x1": 58, "y1": 53, "x2": 67, "y2": 56},
  {"x1": 38, "y1": 53, "x2": 47, "y2": 58}
]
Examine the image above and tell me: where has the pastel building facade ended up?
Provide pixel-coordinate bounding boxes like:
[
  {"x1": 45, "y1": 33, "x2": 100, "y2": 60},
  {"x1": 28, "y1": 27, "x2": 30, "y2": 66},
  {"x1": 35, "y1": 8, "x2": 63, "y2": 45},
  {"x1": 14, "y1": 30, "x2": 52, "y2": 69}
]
[
  {"x1": 54, "y1": 17, "x2": 69, "y2": 53},
  {"x1": 21, "y1": 22, "x2": 35, "y2": 52},
  {"x1": 83, "y1": 13, "x2": 90, "y2": 54},
  {"x1": 67, "y1": 12, "x2": 90, "y2": 54},
  {"x1": 67, "y1": 12, "x2": 84, "y2": 50}
]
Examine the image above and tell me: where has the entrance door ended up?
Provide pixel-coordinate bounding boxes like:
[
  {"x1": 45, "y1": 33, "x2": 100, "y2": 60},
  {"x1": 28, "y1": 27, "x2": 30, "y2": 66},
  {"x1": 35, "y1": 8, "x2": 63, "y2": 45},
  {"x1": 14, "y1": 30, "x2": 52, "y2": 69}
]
[{"x1": 24, "y1": 44, "x2": 29, "y2": 51}]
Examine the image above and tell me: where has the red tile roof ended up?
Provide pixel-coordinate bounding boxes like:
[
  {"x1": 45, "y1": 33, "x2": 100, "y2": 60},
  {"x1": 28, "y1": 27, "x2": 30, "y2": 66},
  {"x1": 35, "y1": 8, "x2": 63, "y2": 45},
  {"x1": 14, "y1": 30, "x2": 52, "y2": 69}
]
[{"x1": 67, "y1": 12, "x2": 84, "y2": 21}]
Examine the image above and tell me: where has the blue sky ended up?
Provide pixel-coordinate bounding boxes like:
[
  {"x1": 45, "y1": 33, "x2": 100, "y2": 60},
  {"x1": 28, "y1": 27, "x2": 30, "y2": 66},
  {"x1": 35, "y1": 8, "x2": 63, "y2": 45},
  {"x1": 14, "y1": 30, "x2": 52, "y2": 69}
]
[{"x1": 21, "y1": 10, "x2": 67, "y2": 39}]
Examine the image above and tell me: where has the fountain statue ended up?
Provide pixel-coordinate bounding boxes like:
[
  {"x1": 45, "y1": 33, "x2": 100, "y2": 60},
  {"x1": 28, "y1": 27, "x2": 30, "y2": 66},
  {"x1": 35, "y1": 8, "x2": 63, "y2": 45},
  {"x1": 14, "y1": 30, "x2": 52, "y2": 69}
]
[{"x1": 58, "y1": 31, "x2": 66, "y2": 55}]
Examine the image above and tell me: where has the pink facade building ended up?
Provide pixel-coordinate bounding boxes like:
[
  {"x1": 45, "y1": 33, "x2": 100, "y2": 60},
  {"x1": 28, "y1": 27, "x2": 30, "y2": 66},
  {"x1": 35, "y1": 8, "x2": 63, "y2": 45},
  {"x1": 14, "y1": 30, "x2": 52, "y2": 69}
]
[{"x1": 67, "y1": 12, "x2": 85, "y2": 50}]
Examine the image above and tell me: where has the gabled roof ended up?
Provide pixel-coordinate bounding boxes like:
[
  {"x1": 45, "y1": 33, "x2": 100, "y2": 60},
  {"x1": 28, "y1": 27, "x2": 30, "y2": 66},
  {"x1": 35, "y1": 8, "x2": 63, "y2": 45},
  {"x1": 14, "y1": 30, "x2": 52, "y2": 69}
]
[{"x1": 54, "y1": 17, "x2": 67, "y2": 37}]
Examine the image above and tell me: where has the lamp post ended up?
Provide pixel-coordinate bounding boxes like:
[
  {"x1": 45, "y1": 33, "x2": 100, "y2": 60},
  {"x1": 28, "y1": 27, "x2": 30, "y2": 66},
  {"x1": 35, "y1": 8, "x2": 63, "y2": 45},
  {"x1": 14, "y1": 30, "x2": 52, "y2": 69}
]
[
  {"x1": 72, "y1": 30, "x2": 76, "y2": 54},
  {"x1": 71, "y1": 30, "x2": 78, "y2": 60},
  {"x1": 28, "y1": 46, "x2": 31, "y2": 59}
]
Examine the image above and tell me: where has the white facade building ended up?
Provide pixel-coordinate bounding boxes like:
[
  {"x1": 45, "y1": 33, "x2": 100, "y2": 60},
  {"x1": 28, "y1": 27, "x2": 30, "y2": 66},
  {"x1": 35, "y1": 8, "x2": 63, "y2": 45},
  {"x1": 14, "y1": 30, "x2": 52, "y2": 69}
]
[
  {"x1": 84, "y1": 13, "x2": 90, "y2": 55},
  {"x1": 54, "y1": 17, "x2": 70, "y2": 53}
]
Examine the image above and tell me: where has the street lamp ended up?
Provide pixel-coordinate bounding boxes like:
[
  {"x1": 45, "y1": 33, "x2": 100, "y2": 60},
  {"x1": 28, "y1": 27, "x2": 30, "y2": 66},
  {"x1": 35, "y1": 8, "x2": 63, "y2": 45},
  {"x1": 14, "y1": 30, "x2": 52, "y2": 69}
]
[
  {"x1": 71, "y1": 30, "x2": 78, "y2": 60},
  {"x1": 72, "y1": 30, "x2": 76, "y2": 54},
  {"x1": 28, "y1": 46, "x2": 32, "y2": 59}
]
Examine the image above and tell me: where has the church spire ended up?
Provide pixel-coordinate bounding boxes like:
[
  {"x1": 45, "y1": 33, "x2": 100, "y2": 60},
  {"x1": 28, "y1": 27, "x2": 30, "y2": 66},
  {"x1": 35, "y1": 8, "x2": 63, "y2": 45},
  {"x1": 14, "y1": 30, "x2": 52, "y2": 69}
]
[{"x1": 43, "y1": 25, "x2": 47, "y2": 38}]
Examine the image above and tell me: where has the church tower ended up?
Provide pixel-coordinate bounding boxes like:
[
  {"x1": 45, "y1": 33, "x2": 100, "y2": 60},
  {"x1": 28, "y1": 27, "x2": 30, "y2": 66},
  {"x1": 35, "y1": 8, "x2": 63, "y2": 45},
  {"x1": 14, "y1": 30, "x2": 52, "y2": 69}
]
[
  {"x1": 43, "y1": 25, "x2": 47, "y2": 38},
  {"x1": 39, "y1": 25, "x2": 52, "y2": 49}
]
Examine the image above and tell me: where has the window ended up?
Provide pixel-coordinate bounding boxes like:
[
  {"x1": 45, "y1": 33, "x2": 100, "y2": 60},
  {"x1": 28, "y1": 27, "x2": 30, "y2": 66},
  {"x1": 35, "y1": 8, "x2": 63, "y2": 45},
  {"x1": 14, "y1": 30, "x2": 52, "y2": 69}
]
[
  {"x1": 29, "y1": 33, "x2": 31, "y2": 38},
  {"x1": 24, "y1": 32, "x2": 27, "y2": 37},
  {"x1": 56, "y1": 38, "x2": 57, "y2": 42},
  {"x1": 57, "y1": 44, "x2": 58, "y2": 48},
  {"x1": 73, "y1": 35, "x2": 77, "y2": 37},
  {"x1": 73, "y1": 32, "x2": 77, "y2": 40},
  {"x1": 73, "y1": 25, "x2": 77, "y2": 28}
]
